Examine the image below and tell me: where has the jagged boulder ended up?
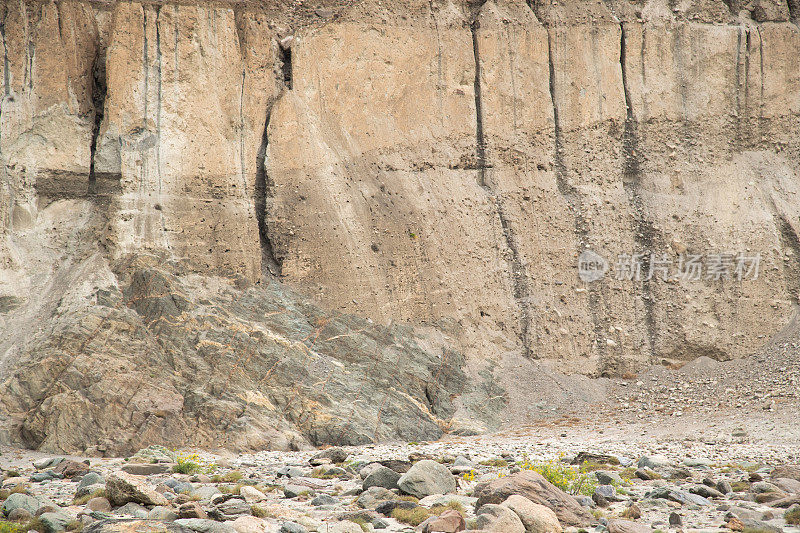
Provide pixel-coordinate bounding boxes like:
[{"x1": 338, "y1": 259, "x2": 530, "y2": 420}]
[
  {"x1": 106, "y1": 472, "x2": 169, "y2": 506},
  {"x1": 473, "y1": 471, "x2": 593, "y2": 527},
  {"x1": 398, "y1": 460, "x2": 457, "y2": 498}
]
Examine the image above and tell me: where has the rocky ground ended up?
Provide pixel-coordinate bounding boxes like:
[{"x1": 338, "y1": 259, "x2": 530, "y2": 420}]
[{"x1": 0, "y1": 395, "x2": 798, "y2": 533}]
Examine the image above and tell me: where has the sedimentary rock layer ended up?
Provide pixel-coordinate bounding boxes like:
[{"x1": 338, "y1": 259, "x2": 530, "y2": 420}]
[{"x1": 0, "y1": 0, "x2": 798, "y2": 451}]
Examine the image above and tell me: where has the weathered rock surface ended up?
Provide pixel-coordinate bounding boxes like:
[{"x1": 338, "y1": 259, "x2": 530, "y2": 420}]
[
  {"x1": 473, "y1": 470, "x2": 593, "y2": 527},
  {"x1": 0, "y1": 0, "x2": 799, "y2": 451},
  {"x1": 475, "y1": 503, "x2": 526, "y2": 533},
  {"x1": 501, "y1": 495, "x2": 563, "y2": 533},
  {"x1": 397, "y1": 460, "x2": 457, "y2": 498},
  {"x1": 105, "y1": 471, "x2": 169, "y2": 506}
]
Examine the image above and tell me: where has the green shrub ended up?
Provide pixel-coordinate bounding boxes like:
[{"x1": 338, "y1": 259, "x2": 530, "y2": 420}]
[
  {"x1": 0, "y1": 519, "x2": 46, "y2": 533},
  {"x1": 520, "y1": 458, "x2": 598, "y2": 496},
  {"x1": 579, "y1": 461, "x2": 607, "y2": 473},
  {"x1": 172, "y1": 452, "x2": 216, "y2": 475}
]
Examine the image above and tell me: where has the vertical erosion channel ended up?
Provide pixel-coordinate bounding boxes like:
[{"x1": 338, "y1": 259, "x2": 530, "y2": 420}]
[
  {"x1": 619, "y1": 21, "x2": 657, "y2": 359},
  {"x1": 255, "y1": 106, "x2": 281, "y2": 275},
  {"x1": 542, "y1": 17, "x2": 607, "y2": 361},
  {"x1": 470, "y1": 14, "x2": 533, "y2": 358},
  {"x1": 88, "y1": 47, "x2": 107, "y2": 194}
]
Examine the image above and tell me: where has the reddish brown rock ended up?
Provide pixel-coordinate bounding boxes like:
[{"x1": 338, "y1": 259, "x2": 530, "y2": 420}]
[{"x1": 473, "y1": 471, "x2": 593, "y2": 527}]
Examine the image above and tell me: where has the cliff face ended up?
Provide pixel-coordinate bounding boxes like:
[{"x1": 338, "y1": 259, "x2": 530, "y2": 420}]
[
  {"x1": 0, "y1": 0, "x2": 799, "y2": 452},
  {"x1": 266, "y1": 0, "x2": 800, "y2": 374}
]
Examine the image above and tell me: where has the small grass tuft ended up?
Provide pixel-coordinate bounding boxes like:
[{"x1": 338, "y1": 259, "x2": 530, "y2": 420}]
[
  {"x1": 310, "y1": 467, "x2": 339, "y2": 480},
  {"x1": 730, "y1": 481, "x2": 751, "y2": 492},
  {"x1": 211, "y1": 471, "x2": 243, "y2": 483},
  {"x1": 785, "y1": 507, "x2": 800, "y2": 525},
  {"x1": 391, "y1": 507, "x2": 432, "y2": 526},
  {"x1": 8, "y1": 484, "x2": 30, "y2": 496},
  {"x1": 250, "y1": 505, "x2": 273, "y2": 519},
  {"x1": 0, "y1": 519, "x2": 46, "y2": 533},
  {"x1": 348, "y1": 518, "x2": 369, "y2": 532}
]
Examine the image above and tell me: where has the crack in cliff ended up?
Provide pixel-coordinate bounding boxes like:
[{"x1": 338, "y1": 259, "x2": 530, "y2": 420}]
[
  {"x1": 256, "y1": 103, "x2": 281, "y2": 276},
  {"x1": 1, "y1": 7, "x2": 9, "y2": 99},
  {"x1": 155, "y1": 6, "x2": 167, "y2": 241},
  {"x1": 88, "y1": 47, "x2": 107, "y2": 194},
  {"x1": 744, "y1": 26, "x2": 751, "y2": 135},
  {"x1": 143, "y1": 8, "x2": 149, "y2": 128},
  {"x1": 756, "y1": 24, "x2": 765, "y2": 141},
  {"x1": 760, "y1": 189, "x2": 800, "y2": 305},
  {"x1": 470, "y1": 14, "x2": 533, "y2": 359},
  {"x1": 619, "y1": 21, "x2": 657, "y2": 361},
  {"x1": 788, "y1": 0, "x2": 799, "y2": 28},
  {"x1": 279, "y1": 44, "x2": 293, "y2": 89},
  {"x1": 470, "y1": 20, "x2": 487, "y2": 188}
]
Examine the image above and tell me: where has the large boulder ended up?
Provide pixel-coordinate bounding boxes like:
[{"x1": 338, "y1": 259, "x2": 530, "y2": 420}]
[
  {"x1": 76, "y1": 473, "x2": 105, "y2": 495},
  {"x1": 2, "y1": 493, "x2": 42, "y2": 517},
  {"x1": 356, "y1": 487, "x2": 396, "y2": 509},
  {"x1": 473, "y1": 471, "x2": 593, "y2": 527},
  {"x1": 209, "y1": 499, "x2": 251, "y2": 521},
  {"x1": 175, "y1": 519, "x2": 237, "y2": 533},
  {"x1": 106, "y1": 471, "x2": 169, "y2": 506},
  {"x1": 607, "y1": 520, "x2": 652, "y2": 533},
  {"x1": 309, "y1": 447, "x2": 349, "y2": 466},
  {"x1": 362, "y1": 466, "x2": 401, "y2": 491},
  {"x1": 52, "y1": 460, "x2": 90, "y2": 478},
  {"x1": 121, "y1": 464, "x2": 172, "y2": 476},
  {"x1": 239, "y1": 486, "x2": 267, "y2": 504},
  {"x1": 397, "y1": 460, "x2": 456, "y2": 498},
  {"x1": 39, "y1": 512, "x2": 71, "y2": 533},
  {"x1": 502, "y1": 495, "x2": 562, "y2": 533},
  {"x1": 84, "y1": 520, "x2": 192, "y2": 533},
  {"x1": 475, "y1": 504, "x2": 525, "y2": 533},
  {"x1": 772, "y1": 466, "x2": 800, "y2": 482},
  {"x1": 423, "y1": 509, "x2": 466, "y2": 533}
]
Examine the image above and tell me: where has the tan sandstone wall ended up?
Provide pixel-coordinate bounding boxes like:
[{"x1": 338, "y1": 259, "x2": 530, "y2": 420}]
[{"x1": 1, "y1": 0, "x2": 799, "y2": 379}]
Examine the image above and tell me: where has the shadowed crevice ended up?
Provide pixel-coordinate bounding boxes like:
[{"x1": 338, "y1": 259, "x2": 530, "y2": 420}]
[
  {"x1": 88, "y1": 47, "x2": 107, "y2": 194},
  {"x1": 470, "y1": 11, "x2": 533, "y2": 359},
  {"x1": 619, "y1": 21, "x2": 657, "y2": 360},
  {"x1": 255, "y1": 106, "x2": 281, "y2": 276}
]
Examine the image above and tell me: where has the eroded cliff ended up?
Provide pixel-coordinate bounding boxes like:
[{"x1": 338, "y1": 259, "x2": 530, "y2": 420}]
[{"x1": 0, "y1": 0, "x2": 799, "y2": 452}]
